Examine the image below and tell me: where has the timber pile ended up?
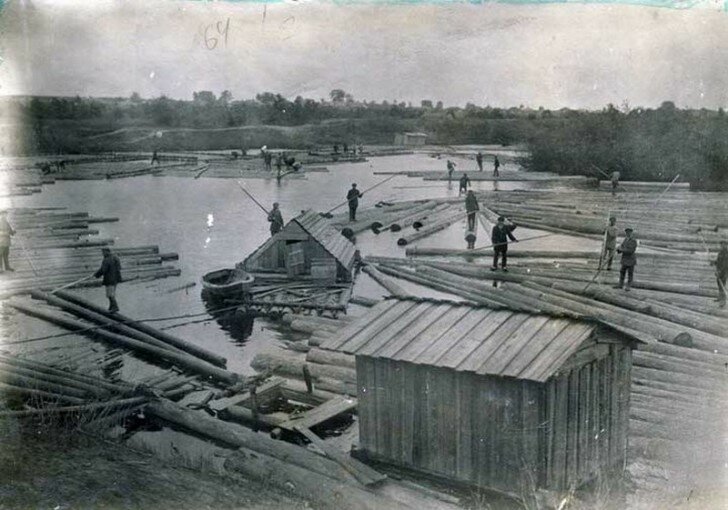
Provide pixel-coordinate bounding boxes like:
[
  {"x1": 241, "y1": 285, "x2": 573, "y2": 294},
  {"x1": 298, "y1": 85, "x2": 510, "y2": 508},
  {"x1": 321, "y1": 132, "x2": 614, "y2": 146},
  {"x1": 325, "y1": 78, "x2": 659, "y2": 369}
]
[
  {"x1": 8, "y1": 292, "x2": 239, "y2": 386},
  {"x1": 481, "y1": 188, "x2": 728, "y2": 251},
  {"x1": 53, "y1": 160, "x2": 196, "y2": 180},
  {"x1": 0, "y1": 167, "x2": 49, "y2": 196},
  {"x1": 374, "y1": 168, "x2": 595, "y2": 183},
  {"x1": 0, "y1": 207, "x2": 181, "y2": 299}
]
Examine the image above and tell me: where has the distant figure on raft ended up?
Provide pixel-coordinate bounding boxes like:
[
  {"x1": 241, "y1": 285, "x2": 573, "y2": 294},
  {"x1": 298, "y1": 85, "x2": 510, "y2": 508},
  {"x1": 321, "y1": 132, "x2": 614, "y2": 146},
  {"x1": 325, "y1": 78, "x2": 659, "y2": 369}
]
[
  {"x1": 614, "y1": 227, "x2": 637, "y2": 291},
  {"x1": 268, "y1": 202, "x2": 284, "y2": 236},
  {"x1": 493, "y1": 156, "x2": 500, "y2": 177},
  {"x1": 610, "y1": 170, "x2": 621, "y2": 196},
  {"x1": 446, "y1": 160, "x2": 456, "y2": 183},
  {"x1": 602, "y1": 216, "x2": 618, "y2": 270},
  {"x1": 459, "y1": 173, "x2": 471, "y2": 195},
  {"x1": 712, "y1": 240, "x2": 728, "y2": 308},
  {"x1": 151, "y1": 150, "x2": 160, "y2": 166},
  {"x1": 465, "y1": 190, "x2": 479, "y2": 231},
  {"x1": 0, "y1": 210, "x2": 16, "y2": 272},
  {"x1": 465, "y1": 229, "x2": 477, "y2": 250},
  {"x1": 476, "y1": 152, "x2": 484, "y2": 172},
  {"x1": 491, "y1": 216, "x2": 517, "y2": 272},
  {"x1": 94, "y1": 247, "x2": 122, "y2": 312},
  {"x1": 347, "y1": 183, "x2": 363, "y2": 222}
]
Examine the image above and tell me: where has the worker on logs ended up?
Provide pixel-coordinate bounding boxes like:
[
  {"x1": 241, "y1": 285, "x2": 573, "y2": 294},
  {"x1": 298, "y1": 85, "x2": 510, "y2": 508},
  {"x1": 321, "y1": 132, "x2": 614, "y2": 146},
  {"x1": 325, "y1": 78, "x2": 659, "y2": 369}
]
[
  {"x1": 151, "y1": 150, "x2": 160, "y2": 166},
  {"x1": 610, "y1": 169, "x2": 621, "y2": 196},
  {"x1": 493, "y1": 156, "x2": 501, "y2": 177},
  {"x1": 712, "y1": 240, "x2": 728, "y2": 307},
  {"x1": 476, "y1": 152, "x2": 484, "y2": 172},
  {"x1": 602, "y1": 216, "x2": 618, "y2": 270},
  {"x1": 491, "y1": 216, "x2": 517, "y2": 272},
  {"x1": 447, "y1": 159, "x2": 456, "y2": 183},
  {"x1": 465, "y1": 190, "x2": 479, "y2": 230},
  {"x1": 614, "y1": 227, "x2": 637, "y2": 291},
  {"x1": 459, "y1": 173, "x2": 471, "y2": 195},
  {"x1": 94, "y1": 247, "x2": 122, "y2": 312},
  {"x1": 0, "y1": 210, "x2": 16, "y2": 272},
  {"x1": 347, "y1": 183, "x2": 363, "y2": 222},
  {"x1": 267, "y1": 203, "x2": 284, "y2": 236},
  {"x1": 465, "y1": 229, "x2": 477, "y2": 250}
]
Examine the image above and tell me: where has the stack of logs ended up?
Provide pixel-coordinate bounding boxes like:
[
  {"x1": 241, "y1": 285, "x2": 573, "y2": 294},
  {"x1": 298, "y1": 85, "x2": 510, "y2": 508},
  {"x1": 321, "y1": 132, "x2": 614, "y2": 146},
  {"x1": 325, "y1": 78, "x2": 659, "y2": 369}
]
[{"x1": 1, "y1": 207, "x2": 181, "y2": 298}]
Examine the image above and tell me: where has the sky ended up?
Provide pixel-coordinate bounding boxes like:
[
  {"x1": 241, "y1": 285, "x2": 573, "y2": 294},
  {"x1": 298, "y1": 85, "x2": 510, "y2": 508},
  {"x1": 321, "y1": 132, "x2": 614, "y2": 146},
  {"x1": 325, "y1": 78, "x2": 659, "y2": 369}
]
[{"x1": 2, "y1": 0, "x2": 728, "y2": 109}]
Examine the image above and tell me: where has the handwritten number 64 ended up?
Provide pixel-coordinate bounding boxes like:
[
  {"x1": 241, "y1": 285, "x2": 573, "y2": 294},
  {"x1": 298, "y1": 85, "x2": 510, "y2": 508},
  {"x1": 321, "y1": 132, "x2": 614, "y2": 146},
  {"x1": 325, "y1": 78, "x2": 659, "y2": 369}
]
[{"x1": 204, "y1": 18, "x2": 230, "y2": 50}]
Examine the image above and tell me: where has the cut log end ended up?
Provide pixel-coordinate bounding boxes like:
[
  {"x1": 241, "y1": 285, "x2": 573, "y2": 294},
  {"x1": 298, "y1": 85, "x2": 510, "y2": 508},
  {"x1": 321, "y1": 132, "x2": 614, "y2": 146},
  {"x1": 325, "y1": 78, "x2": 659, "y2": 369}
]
[{"x1": 397, "y1": 238, "x2": 408, "y2": 246}]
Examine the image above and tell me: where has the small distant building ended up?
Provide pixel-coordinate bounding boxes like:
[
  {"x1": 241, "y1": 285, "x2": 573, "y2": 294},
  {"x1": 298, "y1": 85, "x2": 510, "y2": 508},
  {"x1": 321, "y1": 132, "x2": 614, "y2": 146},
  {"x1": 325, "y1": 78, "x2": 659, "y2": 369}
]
[
  {"x1": 321, "y1": 298, "x2": 641, "y2": 495},
  {"x1": 394, "y1": 132, "x2": 427, "y2": 146},
  {"x1": 243, "y1": 210, "x2": 356, "y2": 283}
]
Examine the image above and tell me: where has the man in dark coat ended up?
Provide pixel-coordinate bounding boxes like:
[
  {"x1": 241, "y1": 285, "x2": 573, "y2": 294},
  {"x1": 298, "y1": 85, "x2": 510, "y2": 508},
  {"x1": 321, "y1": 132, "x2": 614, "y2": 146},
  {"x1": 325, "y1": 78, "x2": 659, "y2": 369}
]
[
  {"x1": 614, "y1": 227, "x2": 637, "y2": 291},
  {"x1": 465, "y1": 190, "x2": 479, "y2": 230},
  {"x1": 493, "y1": 156, "x2": 501, "y2": 177},
  {"x1": 491, "y1": 216, "x2": 517, "y2": 271},
  {"x1": 446, "y1": 160, "x2": 456, "y2": 183},
  {"x1": 713, "y1": 240, "x2": 728, "y2": 307},
  {"x1": 459, "y1": 173, "x2": 471, "y2": 195},
  {"x1": 267, "y1": 203, "x2": 284, "y2": 236},
  {"x1": 0, "y1": 210, "x2": 16, "y2": 272},
  {"x1": 347, "y1": 183, "x2": 363, "y2": 222},
  {"x1": 476, "y1": 152, "x2": 484, "y2": 172},
  {"x1": 95, "y1": 247, "x2": 122, "y2": 312}
]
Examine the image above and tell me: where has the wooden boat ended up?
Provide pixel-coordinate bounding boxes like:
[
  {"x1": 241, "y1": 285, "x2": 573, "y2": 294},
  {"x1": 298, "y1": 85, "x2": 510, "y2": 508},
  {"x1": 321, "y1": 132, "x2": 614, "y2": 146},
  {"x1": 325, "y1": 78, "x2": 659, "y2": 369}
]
[{"x1": 202, "y1": 268, "x2": 254, "y2": 298}]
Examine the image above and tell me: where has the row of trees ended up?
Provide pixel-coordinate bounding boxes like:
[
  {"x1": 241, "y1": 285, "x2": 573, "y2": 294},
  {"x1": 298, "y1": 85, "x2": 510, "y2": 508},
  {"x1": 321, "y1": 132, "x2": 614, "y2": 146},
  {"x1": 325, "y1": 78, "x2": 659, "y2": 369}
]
[{"x1": 13, "y1": 92, "x2": 728, "y2": 188}]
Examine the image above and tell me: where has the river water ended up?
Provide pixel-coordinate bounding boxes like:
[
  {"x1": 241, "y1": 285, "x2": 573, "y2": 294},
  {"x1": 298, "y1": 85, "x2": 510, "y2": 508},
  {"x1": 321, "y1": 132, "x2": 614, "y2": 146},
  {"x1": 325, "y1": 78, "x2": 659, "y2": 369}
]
[{"x1": 1, "y1": 150, "x2": 595, "y2": 377}]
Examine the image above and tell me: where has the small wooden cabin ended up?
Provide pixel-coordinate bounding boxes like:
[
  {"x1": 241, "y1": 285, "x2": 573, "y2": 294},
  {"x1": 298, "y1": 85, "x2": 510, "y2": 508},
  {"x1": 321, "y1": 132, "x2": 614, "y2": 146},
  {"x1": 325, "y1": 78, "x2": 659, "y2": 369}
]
[
  {"x1": 321, "y1": 298, "x2": 641, "y2": 495},
  {"x1": 394, "y1": 132, "x2": 427, "y2": 146},
  {"x1": 243, "y1": 210, "x2": 356, "y2": 283}
]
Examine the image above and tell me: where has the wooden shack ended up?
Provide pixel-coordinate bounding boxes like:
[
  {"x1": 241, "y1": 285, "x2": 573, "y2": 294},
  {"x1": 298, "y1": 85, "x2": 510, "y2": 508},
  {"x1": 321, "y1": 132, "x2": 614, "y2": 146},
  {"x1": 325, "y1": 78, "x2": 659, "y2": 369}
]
[
  {"x1": 321, "y1": 297, "x2": 642, "y2": 495},
  {"x1": 394, "y1": 132, "x2": 427, "y2": 146},
  {"x1": 243, "y1": 210, "x2": 356, "y2": 283}
]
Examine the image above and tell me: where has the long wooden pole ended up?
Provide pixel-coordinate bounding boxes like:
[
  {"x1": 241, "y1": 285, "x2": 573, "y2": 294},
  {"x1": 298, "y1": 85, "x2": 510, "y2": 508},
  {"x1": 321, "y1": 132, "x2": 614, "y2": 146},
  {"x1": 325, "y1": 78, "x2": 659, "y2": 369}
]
[
  {"x1": 322, "y1": 175, "x2": 398, "y2": 217},
  {"x1": 236, "y1": 181, "x2": 270, "y2": 216}
]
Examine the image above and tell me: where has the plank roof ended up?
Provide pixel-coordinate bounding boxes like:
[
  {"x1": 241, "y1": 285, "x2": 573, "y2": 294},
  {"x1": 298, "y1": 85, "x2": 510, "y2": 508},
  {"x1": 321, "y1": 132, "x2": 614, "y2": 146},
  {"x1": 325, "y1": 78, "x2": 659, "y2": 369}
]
[
  {"x1": 293, "y1": 210, "x2": 356, "y2": 270},
  {"x1": 321, "y1": 297, "x2": 603, "y2": 383}
]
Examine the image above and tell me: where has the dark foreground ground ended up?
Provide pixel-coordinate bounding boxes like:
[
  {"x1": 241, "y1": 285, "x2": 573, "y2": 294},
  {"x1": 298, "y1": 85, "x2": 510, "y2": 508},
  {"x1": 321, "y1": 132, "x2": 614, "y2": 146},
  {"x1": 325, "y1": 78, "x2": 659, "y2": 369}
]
[{"x1": 0, "y1": 418, "x2": 306, "y2": 510}]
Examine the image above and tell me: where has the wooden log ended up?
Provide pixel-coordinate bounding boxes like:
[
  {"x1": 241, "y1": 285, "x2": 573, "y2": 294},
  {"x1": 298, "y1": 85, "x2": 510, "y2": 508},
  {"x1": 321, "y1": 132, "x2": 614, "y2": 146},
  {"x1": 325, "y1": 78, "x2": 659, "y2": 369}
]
[
  {"x1": 349, "y1": 296, "x2": 378, "y2": 307},
  {"x1": 0, "y1": 369, "x2": 92, "y2": 399},
  {"x1": 397, "y1": 209, "x2": 465, "y2": 246},
  {"x1": 9, "y1": 299, "x2": 241, "y2": 385},
  {"x1": 0, "y1": 381, "x2": 87, "y2": 404},
  {"x1": 0, "y1": 361, "x2": 111, "y2": 398},
  {"x1": 53, "y1": 290, "x2": 227, "y2": 368},
  {"x1": 362, "y1": 265, "x2": 408, "y2": 296},
  {"x1": 0, "y1": 352, "x2": 130, "y2": 394},
  {"x1": 224, "y1": 447, "x2": 410, "y2": 510},
  {"x1": 251, "y1": 353, "x2": 357, "y2": 385},
  {"x1": 633, "y1": 351, "x2": 728, "y2": 377},
  {"x1": 280, "y1": 379, "x2": 340, "y2": 406},
  {"x1": 306, "y1": 347, "x2": 356, "y2": 370},
  {"x1": 0, "y1": 396, "x2": 148, "y2": 418},
  {"x1": 31, "y1": 291, "x2": 188, "y2": 355},
  {"x1": 146, "y1": 398, "x2": 359, "y2": 483}
]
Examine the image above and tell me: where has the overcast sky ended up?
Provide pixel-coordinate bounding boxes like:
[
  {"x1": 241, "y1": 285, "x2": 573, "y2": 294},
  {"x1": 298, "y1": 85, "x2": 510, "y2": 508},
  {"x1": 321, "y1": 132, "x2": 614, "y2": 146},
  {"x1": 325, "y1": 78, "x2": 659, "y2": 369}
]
[{"x1": 2, "y1": 0, "x2": 728, "y2": 109}]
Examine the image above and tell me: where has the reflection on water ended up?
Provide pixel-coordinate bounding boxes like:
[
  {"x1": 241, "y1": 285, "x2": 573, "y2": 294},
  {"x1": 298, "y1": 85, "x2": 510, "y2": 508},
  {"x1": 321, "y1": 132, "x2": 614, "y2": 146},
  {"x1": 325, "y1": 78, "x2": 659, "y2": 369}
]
[{"x1": 200, "y1": 290, "x2": 255, "y2": 343}]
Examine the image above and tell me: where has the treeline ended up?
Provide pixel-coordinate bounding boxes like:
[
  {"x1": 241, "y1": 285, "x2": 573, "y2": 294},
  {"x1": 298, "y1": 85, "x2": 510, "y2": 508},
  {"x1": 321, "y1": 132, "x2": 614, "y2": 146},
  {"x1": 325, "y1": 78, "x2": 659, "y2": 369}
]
[
  {"x1": 6, "y1": 91, "x2": 728, "y2": 189},
  {"x1": 521, "y1": 102, "x2": 728, "y2": 190}
]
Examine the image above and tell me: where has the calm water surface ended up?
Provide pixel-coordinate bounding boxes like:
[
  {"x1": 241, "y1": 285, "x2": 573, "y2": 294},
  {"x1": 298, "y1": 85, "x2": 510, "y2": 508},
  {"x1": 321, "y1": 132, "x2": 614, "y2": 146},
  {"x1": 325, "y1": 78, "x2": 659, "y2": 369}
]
[{"x1": 1, "y1": 151, "x2": 593, "y2": 376}]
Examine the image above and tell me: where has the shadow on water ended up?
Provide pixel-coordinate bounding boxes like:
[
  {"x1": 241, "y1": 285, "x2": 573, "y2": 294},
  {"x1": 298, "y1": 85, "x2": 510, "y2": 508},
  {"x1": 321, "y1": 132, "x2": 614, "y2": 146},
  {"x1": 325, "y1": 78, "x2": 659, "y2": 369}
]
[{"x1": 200, "y1": 290, "x2": 255, "y2": 343}]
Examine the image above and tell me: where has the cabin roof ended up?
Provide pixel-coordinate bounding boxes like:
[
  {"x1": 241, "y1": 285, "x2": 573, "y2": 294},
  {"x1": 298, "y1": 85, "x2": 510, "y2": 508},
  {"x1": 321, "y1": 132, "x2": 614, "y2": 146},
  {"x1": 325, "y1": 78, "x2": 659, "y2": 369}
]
[
  {"x1": 321, "y1": 297, "x2": 615, "y2": 383},
  {"x1": 292, "y1": 210, "x2": 356, "y2": 269}
]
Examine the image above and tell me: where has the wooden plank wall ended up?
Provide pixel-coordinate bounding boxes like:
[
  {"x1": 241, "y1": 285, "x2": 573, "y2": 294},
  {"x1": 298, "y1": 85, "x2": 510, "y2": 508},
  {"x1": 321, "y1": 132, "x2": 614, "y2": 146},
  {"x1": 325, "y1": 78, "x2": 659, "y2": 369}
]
[
  {"x1": 544, "y1": 343, "x2": 631, "y2": 490},
  {"x1": 356, "y1": 357, "x2": 545, "y2": 495}
]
